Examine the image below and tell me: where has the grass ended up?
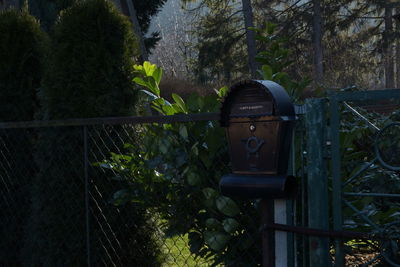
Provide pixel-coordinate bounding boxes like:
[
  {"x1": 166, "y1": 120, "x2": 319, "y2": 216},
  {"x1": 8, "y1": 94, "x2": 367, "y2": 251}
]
[{"x1": 162, "y1": 234, "x2": 212, "y2": 267}]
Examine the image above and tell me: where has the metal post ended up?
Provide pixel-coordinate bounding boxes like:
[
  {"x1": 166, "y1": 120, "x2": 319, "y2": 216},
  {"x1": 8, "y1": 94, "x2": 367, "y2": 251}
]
[
  {"x1": 305, "y1": 99, "x2": 330, "y2": 266},
  {"x1": 300, "y1": 123, "x2": 309, "y2": 267},
  {"x1": 330, "y1": 96, "x2": 344, "y2": 267},
  {"x1": 286, "y1": 129, "x2": 296, "y2": 267},
  {"x1": 83, "y1": 126, "x2": 91, "y2": 267},
  {"x1": 274, "y1": 128, "x2": 296, "y2": 267},
  {"x1": 262, "y1": 199, "x2": 274, "y2": 267},
  {"x1": 274, "y1": 199, "x2": 287, "y2": 267}
]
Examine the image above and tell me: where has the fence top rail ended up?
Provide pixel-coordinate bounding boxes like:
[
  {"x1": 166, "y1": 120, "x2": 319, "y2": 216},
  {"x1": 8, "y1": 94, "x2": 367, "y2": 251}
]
[
  {"x1": 0, "y1": 105, "x2": 306, "y2": 129},
  {"x1": 329, "y1": 88, "x2": 400, "y2": 102},
  {"x1": 0, "y1": 113, "x2": 221, "y2": 129}
]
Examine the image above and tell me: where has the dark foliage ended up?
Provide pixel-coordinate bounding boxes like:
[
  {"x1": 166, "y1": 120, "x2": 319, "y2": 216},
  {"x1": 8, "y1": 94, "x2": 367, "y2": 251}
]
[
  {"x1": 134, "y1": 0, "x2": 167, "y2": 51},
  {"x1": 0, "y1": 8, "x2": 47, "y2": 266},
  {"x1": 41, "y1": 0, "x2": 139, "y2": 119},
  {"x1": 25, "y1": 0, "x2": 164, "y2": 265},
  {"x1": 0, "y1": 7, "x2": 48, "y2": 122},
  {"x1": 28, "y1": 0, "x2": 75, "y2": 31},
  {"x1": 28, "y1": 0, "x2": 166, "y2": 52}
]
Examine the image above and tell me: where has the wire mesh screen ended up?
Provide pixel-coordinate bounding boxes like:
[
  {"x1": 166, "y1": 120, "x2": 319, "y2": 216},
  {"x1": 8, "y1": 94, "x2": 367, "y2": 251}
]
[{"x1": 0, "y1": 118, "x2": 263, "y2": 266}]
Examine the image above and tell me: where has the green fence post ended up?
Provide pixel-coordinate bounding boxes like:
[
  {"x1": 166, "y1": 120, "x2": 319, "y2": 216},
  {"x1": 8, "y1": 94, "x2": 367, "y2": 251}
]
[
  {"x1": 305, "y1": 98, "x2": 330, "y2": 266},
  {"x1": 329, "y1": 95, "x2": 344, "y2": 267}
]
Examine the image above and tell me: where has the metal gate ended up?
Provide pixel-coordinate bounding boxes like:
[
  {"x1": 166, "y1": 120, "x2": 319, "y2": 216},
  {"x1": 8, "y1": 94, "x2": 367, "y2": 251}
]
[{"x1": 297, "y1": 89, "x2": 400, "y2": 267}]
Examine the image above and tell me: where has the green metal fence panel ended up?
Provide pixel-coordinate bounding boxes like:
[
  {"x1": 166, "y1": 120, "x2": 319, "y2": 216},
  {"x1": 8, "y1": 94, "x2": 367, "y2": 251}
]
[{"x1": 328, "y1": 89, "x2": 400, "y2": 267}]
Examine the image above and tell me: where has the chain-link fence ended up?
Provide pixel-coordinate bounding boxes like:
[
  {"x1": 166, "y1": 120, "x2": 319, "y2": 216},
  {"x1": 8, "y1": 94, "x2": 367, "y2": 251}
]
[{"x1": 0, "y1": 115, "x2": 266, "y2": 266}]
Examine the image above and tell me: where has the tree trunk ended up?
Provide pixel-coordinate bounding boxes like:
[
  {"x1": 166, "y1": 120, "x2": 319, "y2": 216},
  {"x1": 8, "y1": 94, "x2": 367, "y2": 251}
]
[
  {"x1": 125, "y1": 0, "x2": 148, "y2": 62},
  {"x1": 242, "y1": 0, "x2": 258, "y2": 78},
  {"x1": 396, "y1": 7, "x2": 400, "y2": 88},
  {"x1": 312, "y1": 0, "x2": 323, "y2": 84},
  {"x1": 384, "y1": 5, "x2": 394, "y2": 88}
]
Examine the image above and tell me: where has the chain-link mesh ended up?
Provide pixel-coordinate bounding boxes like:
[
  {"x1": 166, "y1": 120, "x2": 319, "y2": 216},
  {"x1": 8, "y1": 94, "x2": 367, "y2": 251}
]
[{"x1": 0, "y1": 119, "x2": 264, "y2": 266}]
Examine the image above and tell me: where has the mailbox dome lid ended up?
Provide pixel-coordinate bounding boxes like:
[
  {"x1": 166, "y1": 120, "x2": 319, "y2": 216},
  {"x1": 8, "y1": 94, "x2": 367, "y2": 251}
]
[{"x1": 220, "y1": 80, "x2": 295, "y2": 126}]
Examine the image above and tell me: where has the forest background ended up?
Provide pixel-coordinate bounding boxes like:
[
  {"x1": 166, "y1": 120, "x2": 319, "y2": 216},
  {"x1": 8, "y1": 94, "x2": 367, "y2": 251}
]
[
  {"x1": 2, "y1": 0, "x2": 399, "y2": 94},
  {"x1": 148, "y1": 0, "x2": 400, "y2": 95}
]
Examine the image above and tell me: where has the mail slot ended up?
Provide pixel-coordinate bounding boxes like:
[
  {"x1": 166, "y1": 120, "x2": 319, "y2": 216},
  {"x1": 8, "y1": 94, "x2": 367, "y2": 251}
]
[{"x1": 220, "y1": 80, "x2": 297, "y2": 199}]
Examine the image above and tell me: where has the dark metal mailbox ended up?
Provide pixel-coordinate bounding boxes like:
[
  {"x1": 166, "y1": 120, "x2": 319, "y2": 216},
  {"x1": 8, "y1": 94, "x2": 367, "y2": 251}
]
[{"x1": 220, "y1": 80, "x2": 297, "y2": 199}]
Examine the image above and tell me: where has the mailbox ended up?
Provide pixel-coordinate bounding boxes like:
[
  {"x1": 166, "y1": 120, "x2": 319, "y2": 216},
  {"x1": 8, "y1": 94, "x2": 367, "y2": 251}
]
[{"x1": 220, "y1": 80, "x2": 297, "y2": 199}]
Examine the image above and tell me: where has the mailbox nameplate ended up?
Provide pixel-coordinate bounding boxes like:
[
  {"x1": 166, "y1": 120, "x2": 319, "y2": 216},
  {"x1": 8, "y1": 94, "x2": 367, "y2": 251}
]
[{"x1": 230, "y1": 101, "x2": 273, "y2": 117}]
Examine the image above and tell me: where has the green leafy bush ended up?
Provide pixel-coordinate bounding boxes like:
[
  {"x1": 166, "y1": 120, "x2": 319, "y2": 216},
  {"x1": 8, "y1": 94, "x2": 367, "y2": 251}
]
[
  {"x1": 254, "y1": 22, "x2": 312, "y2": 103},
  {"x1": 0, "y1": 7, "x2": 48, "y2": 265},
  {"x1": 101, "y1": 62, "x2": 262, "y2": 265}
]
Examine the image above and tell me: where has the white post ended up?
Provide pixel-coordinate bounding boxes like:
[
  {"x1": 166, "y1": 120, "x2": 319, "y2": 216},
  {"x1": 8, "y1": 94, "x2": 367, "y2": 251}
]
[{"x1": 274, "y1": 199, "x2": 287, "y2": 267}]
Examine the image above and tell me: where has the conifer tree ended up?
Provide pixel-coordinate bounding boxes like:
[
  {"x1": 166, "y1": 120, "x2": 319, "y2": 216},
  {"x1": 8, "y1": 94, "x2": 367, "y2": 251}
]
[
  {"x1": 28, "y1": 0, "x2": 166, "y2": 52},
  {"x1": 0, "y1": 6, "x2": 48, "y2": 265},
  {"x1": 26, "y1": 0, "x2": 163, "y2": 265}
]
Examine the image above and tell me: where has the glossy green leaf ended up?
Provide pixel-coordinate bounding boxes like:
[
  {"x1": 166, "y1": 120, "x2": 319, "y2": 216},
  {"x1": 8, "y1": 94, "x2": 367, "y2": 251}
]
[
  {"x1": 217, "y1": 86, "x2": 228, "y2": 99},
  {"x1": 203, "y1": 231, "x2": 230, "y2": 251},
  {"x1": 222, "y1": 218, "x2": 239, "y2": 233},
  {"x1": 133, "y1": 77, "x2": 148, "y2": 88},
  {"x1": 147, "y1": 78, "x2": 159, "y2": 95},
  {"x1": 143, "y1": 61, "x2": 156, "y2": 76},
  {"x1": 261, "y1": 65, "x2": 273, "y2": 80},
  {"x1": 161, "y1": 104, "x2": 176, "y2": 115},
  {"x1": 216, "y1": 196, "x2": 240, "y2": 217},
  {"x1": 172, "y1": 93, "x2": 188, "y2": 113},
  {"x1": 133, "y1": 64, "x2": 145, "y2": 75},
  {"x1": 171, "y1": 103, "x2": 183, "y2": 113},
  {"x1": 203, "y1": 187, "x2": 218, "y2": 199},
  {"x1": 152, "y1": 67, "x2": 162, "y2": 84},
  {"x1": 179, "y1": 125, "x2": 188, "y2": 141}
]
